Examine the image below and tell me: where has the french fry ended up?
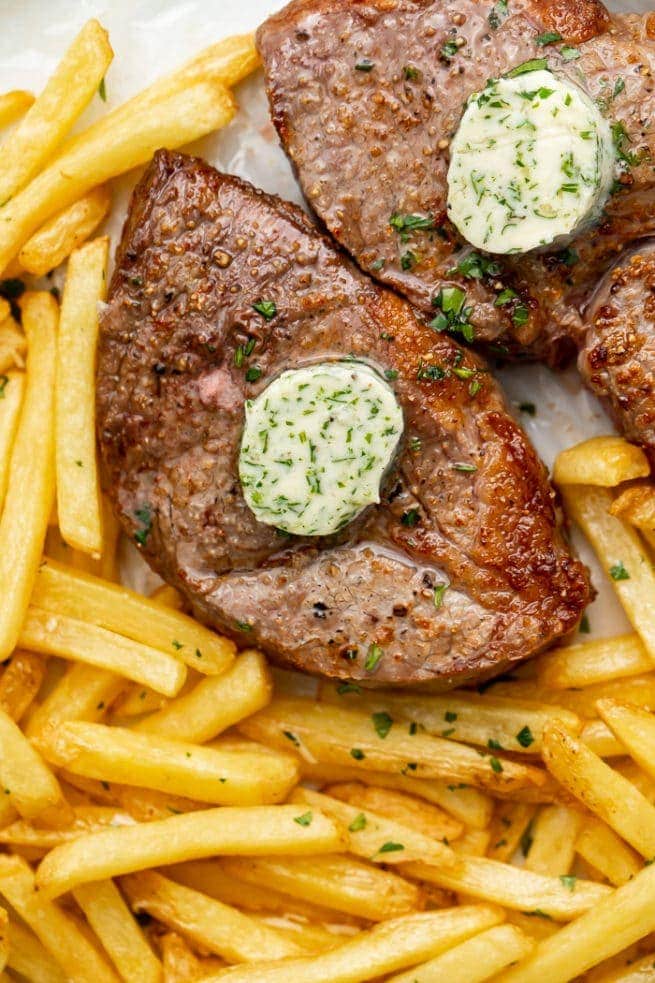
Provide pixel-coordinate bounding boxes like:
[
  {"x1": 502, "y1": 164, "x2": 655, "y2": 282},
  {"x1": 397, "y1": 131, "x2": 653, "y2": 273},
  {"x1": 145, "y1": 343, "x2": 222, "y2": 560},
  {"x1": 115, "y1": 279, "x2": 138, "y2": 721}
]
[
  {"x1": 581, "y1": 719, "x2": 626, "y2": 758},
  {"x1": 452, "y1": 829, "x2": 491, "y2": 858},
  {"x1": 113, "y1": 683, "x2": 170, "y2": 718},
  {"x1": 0, "y1": 21, "x2": 112, "y2": 205},
  {"x1": 0, "y1": 908, "x2": 6, "y2": 973},
  {"x1": 597, "y1": 699, "x2": 655, "y2": 782},
  {"x1": 19, "y1": 606, "x2": 187, "y2": 696},
  {"x1": 0, "y1": 319, "x2": 26, "y2": 374},
  {"x1": 121, "y1": 870, "x2": 304, "y2": 963},
  {"x1": 490, "y1": 674, "x2": 655, "y2": 720},
  {"x1": 35, "y1": 805, "x2": 344, "y2": 899},
  {"x1": 0, "y1": 707, "x2": 68, "y2": 824},
  {"x1": 543, "y1": 724, "x2": 655, "y2": 859},
  {"x1": 26, "y1": 662, "x2": 122, "y2": 746},
  {"x1": 19, "y1": 186, "x2": 111, "y2": 276},
  {"x1": 55, "y1": 236, "x2": 108, "y2": 556},
  {"x1": 73, "y1": 879, "x2": 162, "y2": 983},
  {"x1": 0, "y1": 854, "x2": 118, "y2": 983},
  {"x1": 0, "y1": 370, "x2": 24, "y2": 510},
  {"x1": 5, "y1": 916, "x2": 66, "y2": 983},
  {"x1": 523, "y1": 805, "x2": 582, "y2": 876},
  {"x1": 291, "y1": 787, "x2": 457, "y2": 868},
  {"x1": 143, "y1": 34, "x2": 259, "y2": 98},
  {"x1": 151, "y1": 583, "x2": 186, "y2": 610},
  {"x1": 239, "y1": 699, "x2": 547, "y2": 795},
  {"x1": 250, "y1": 916, "x2": 344, "y2": 954},
  {"x1": 134, "y1": 649, "x2": 272, "y2": 742},
  {"x1": 576, "y1": 818, "x2": 642, "y2": 886},
  {"x1": 560, "y1": 485, "x2": 655, "y2": 661},
  {"x1": 40, "y1": 720, "x2": 299, "y2": 805},
  {"x1": 486, "y1": 801, "x2": 537, "y2": 863},
  {"x1": 198, "y1": 907, "x2": 504, "y2": 983},
  {"x1": 610, "y1": 483, "x2": 655, "y2": 530},
  {"x1": 0, "y1": 650, "x2": 44, "y2": 722},
  {"x1": 0, "y1": 90, "x2": 34, "y2": 129},
  {"x1": 0, "y1": 293, "x2": 57, "y2": 660},
  {"x1": 401, "y1": 856, "x2": 609, "y2": 920},
  {"x1": 324, "y1": 783, "x2": 464, "y2": 843},
  {"x1": 493, "y1": 861, "x2": 655, "y2": 983},
  {"x1": 553, "y1": 436, "x2": 651, "y2": 487},
  {"x1": 593, "y1": 950, "x2": 655, "y2": 981},
  {"x1": 386, "y1": 924, "x2": 534, "y2": 983},
  {"x1": 158, "y1": 932, "x2": 206, "y2": 983},
  {"x1": 319, "y1": 683, "x2": 582, "y2": 754},
  {"x1": 537, "y1": 633, "x2": 652, "y2": 688},
  {"x1": 220, "y1": 855, "x2": 420, "y2": 922},
  {"x1": 0, "y1": 78, "x2": 235, "y2": 272},
  {"x1": 0, "y1": 806, "x2": 136, "y2": 847},
  {"x1": 31, "y1": 557, "x2": 236, "y2": 675}
]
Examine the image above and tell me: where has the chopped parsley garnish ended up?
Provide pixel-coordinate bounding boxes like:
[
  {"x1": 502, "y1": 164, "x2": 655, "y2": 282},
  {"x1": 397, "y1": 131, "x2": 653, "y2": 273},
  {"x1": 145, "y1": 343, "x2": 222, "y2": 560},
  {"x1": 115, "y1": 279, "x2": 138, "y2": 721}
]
[
  {"x1": 579, "y1": 613, "x2": 591, "y2": 634},
  {"x1": 612, "y1": 121, "x2": 648, "y2": 168},
  {"x1": 378, "y1": 841, "x2": 405, "y2": 854},
  {"x1": 245, "y1": 366, "x2": 262, "y2": 383},
  {"x1": 430, "y1": 286, "x2": 475, "y2": 343},
  {"x1": 512, "y1": 304, "x2": 529, "y2": 327},
  {"x1": 401, "y1": 250, "x2": 418, "y2": 270},
  {"x1": 434, "y1": 583, "x2": 448, "y2": 609},
  {"x1": 401, "y1": 509, "x2": 420, "y2": 528},
  {"x1": 516, "y1": 725, "x2": 535, "y2": 748},
  {"x1": 560, "y1": 45, "x2": 581, "y2": 61},
  {"x1": 98, "y1": 77, "x2": 107, "y2": 101},
  {"x1": 372, "y1": 711, "x2": 393, "y2": 739},
  {"x1": 390, "y1": 212, "x2": 436, "y2": 242},
  {"x1": 452, "y1": 462, "x2": 478, "y2": 473},
  {"x1": 560, "y1": 875, "x2": 577, "y2": 891},
  {"x1": 253, "y1": 299, "x2": 277, "y2": 320},
  {"x1": 507, "y1": 58, "x2": 549, "y2": 78},
  {"x1": 610, "y1": 562, "x2": 630, "y2": 581},
  {"x1": 403, "y1": 64, "x2": 422, "y2": 81},
  {"x1": 365, "y1": 643, "x2": 383, "y2": 673},
  {"x1": 236, "y1": 621, "x2": 253, "y2": 632},
  {"x1": 371, "y1": 258, "x2": 385, "y2": 271},
  {"x1": 614, "y1": 77, "x2": 625, "y2": 98},
  {"x1": 283, "y1": 730, "x2": 300, "y2": 747},
  {"x1": 488, "y1": 0, "x2": 508, "y2": 30},
  {"x1": 172, "y1": 640, "x2": 183, "y2": 650},
  {"x1": 490, "y1": 756, "x2": 503, "y2": 773},
  {"x1": 445, "y1": 711, "x2": 458, "y2": 723},
  {"x1": 454, "y1": 252, "x2": 502, "y2": 280},
  {"x1": 417, "y1": 361, "x2": 446, "y2": 382},
  {"x1": 294, "y1": 811, "x2": 313, "y2": 827},
  {"x1": 441, "y1": 39, "x2": 460, "y2": 61},
  {"x1": 349, "y1": 813, "x2": 367, "y2": 832},
  {"x1": 488, "y1": 738, "x2": 503, "y2": 750},
  {"x1": 350, "y1": 748, "x2": 366, "y2": 760},
  {"x1": 495, "y1": 288, "x2": 517, "y2": 307},
  {"x1": 133, "y1": 506, "x2": 152, "y2": 546},
  {"x1": 385, "y1": 368, "x2": 399, "y2": 381},
  {"x1": 558, "y1": 247, "x2": 579, "y2": 267},
  {"x1": 536, "y1": 31, "x2": 563, "y2": 46},
  {"x1": 337, "y1": 682, "x2": 362, "y2": 695},
  {"x1": 355, "y1": 59, "x2": 375, "y2": 72},
  {"x1": 410, "y1": 436, "x2": 422, "y2": 451}
]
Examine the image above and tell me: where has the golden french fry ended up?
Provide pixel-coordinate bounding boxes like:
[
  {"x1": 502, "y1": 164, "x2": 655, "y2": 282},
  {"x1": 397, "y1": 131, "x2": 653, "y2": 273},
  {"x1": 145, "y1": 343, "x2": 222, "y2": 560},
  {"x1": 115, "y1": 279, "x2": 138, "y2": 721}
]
[
  {"x1": 580, "y1": 719, "x2": 626, "y2": 758},
  {"x1": 32, "y1": 557, "x2": 235, "y2": 674},
  {"x1": 239, "y1": 698, "x2": 546, "y2": 796},
  {"x1": 0, "y1": 293, "x2": 57, "y2": 660},
  {"x1": 543, "y1": 723, "x2": 655, "y2": 859},
  {"x1": 523, "y1": 805, "x2": 582, "y2": 876},
  {"x1": 73, "y1": 879, "x2": 161, "y2": 983},
  {"x1": 324, "y1": 783, "x2": 464, "y2": 843},
  {"x1": 0, "y1": 21, "x2": 112, "y2": 205},
  {"x1": 158, "y1": 932, "x2": 207, "y2": 983},
  {"x1": 40, "y1": 720, "x2": 299, "y2": 805},
  {"x1": 0, "y1": 90, "x2": 34, "y2": 129},
  {"x1": 55, "y1": 236, "x2": 108, "y2": 555},
  {"x1": 597, "y1": 699, "x2": 655, "y2": 783},
  {"x1": 490, "y1": 674, "x2": 655, "y2": 720},
  {"x1": 0, "y1": 650, "x2": 44, "y2": 722},
  {"x1": 19, "y1": 606, "x2": 186, "y2": 696},
  {"x1": 452, "y1": 829, "x2": 491, "y2": 858},
  {"x1": 0, "y1": 707, "x2": 68, "y2": 823},
  {"x1": 26, "y1": 662, "x2": 122, "y2": 746},
  {"x1": 0, "y1": 318, "x2": 26, "y2": 374},
  {"x1": 575, "y1": 818, "x2": 642, "y2": 887},
  {"x1": 291, "y1": 787, "x2": 456, "y2": 868},
  {"x1": 0, "y1": 908, "x2": 6, "y2": 973},
  {"x1": 561, "y1": 485, "x2": 655, "y2": 661},
  {"x1": 19, "y1": 186, "x2": 111, "y2": 276},
  {"x1": 0, "y1": 371, "x2": 24, "y2": 511},
  {"x1": 151, "y1": 583, "x2": 185, "y2": 610},
  {"x1": 5, "y1": 915, "x2": 66, "y2": 983},
  {"x1": 148, "y1": 34, "x2": 259, "y2": 96},
  {"x1": 35, "y1": 805, "x2": 344, "y2": 899},
  {"x1": 494, "y1": 861, "x2": 655, "y2": 983},
  {"x1": 121, "y1": 870, "x2": 304, "y2": 962},
  {"x1": 113, "y1": 683, "x2": 170, "y2": 718},
  {"x1": 553, "y1": 436, "x2": 651, "y2": 487},
  {"x1": 0, "y1": 854, "x2": 118, "y2": 982},
  {"x1": 594, "y1": 951, "x2": 655, "y2": 982},
  {"x1": 387, "y1": 924, "x2": 534, "y2": 983},
  {"x1": 199, "y1": 907, "x2": 504, "y2": 983},
  {"x1": 610, "y1": 483, "x2": 655, "y2": 529},
  {"x1": 402, "y1": 856, "x2": 609, "y2": 921},
  {"x1": 0, "y1": 79, "x2": 234, "y2": 272},
  {"x1": 486, "y1": 801, "x2": 537, "y2": 863},
  {"x1": 134, "y1": 649, "x2": 272, "y2": 742},
  {"x1": 220, "y1": 854, "x2": 420, "y2": 922},
  {"x1": 0, "y1": 806, "x2": 136, "y2": 847},
  {"x1": 537, "y1": 633, "x2": 652, "y2": 688},
  {"x1": 250, "y1": 916, "x2": 342, "y2": 954},
  {"x1": 320, "y1": 683, "x2": 581, "y2": 755}
]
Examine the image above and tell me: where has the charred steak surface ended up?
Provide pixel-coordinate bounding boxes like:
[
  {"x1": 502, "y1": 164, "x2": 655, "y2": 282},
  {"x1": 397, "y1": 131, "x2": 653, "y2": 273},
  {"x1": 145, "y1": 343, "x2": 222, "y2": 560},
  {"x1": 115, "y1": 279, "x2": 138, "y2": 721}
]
[
  {"x1": 97, "y1": 150, "x2": 590, "y2": 687},
  {"x1": 257, "y1": 0, "x2": 655, "y2": 367}
]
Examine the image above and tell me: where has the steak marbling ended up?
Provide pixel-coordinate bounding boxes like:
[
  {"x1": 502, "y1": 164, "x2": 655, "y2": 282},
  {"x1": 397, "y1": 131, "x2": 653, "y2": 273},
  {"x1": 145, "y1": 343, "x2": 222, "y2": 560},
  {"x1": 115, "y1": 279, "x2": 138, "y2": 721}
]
[{"x1": 97, "y1": 150, "x2": 590, "y2": 687}]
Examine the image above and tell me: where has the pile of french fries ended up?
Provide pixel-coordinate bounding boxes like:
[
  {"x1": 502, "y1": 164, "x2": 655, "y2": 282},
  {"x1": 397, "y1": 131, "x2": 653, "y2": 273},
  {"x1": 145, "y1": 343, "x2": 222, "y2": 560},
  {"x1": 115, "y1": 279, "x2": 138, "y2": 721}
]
[{"x1": 3, "y1": 18, "x2": 655, "y2": 983}]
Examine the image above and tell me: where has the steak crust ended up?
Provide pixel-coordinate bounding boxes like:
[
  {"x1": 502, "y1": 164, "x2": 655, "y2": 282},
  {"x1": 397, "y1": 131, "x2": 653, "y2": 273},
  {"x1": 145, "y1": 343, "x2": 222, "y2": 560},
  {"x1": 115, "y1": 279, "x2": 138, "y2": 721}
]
[{"x1": 97, "y1": 150, "x2": 590, "y2": 687}]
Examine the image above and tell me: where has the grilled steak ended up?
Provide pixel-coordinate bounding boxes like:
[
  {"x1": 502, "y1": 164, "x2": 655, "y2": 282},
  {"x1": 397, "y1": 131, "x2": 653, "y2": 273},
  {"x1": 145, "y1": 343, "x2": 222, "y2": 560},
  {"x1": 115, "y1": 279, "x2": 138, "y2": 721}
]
[
  {"x1": 256, "y1": 0, "x2": 655, "y2": 371},
  {"x1": 97, "y1": 150, "x2": 590, "y2": 688}
]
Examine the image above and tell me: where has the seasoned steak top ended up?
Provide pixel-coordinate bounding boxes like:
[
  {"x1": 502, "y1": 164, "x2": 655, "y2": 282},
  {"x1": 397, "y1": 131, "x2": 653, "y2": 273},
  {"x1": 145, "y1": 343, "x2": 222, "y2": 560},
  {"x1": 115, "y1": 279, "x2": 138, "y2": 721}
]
[
  {"x1": 257, "y1": 0, "x2": 655, "y2": 363},
  {"x1": 97, "y1": 150, "x2": 590, "y2": 687}
]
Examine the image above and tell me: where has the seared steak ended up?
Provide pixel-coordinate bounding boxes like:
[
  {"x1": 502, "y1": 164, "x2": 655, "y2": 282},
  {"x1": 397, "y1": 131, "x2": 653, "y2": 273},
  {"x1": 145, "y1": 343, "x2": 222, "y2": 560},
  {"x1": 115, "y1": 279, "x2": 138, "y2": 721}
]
[
  {"x1": 97, "y1": 150, "x2": 590, "y2": 687},
  {"x1": 256, "y1": 0, "x2": 655, "y2": 369}
]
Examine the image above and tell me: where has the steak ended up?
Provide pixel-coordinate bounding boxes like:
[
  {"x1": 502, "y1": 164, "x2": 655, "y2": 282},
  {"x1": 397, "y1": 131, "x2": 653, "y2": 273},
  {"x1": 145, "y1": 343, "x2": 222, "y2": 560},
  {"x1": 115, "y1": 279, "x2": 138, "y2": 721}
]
[
  {"x1": 256, "y1": 0, "x2": 655, "y2": 371},
  {"x1": 97, "y1": 149, "x2": 590, "y2": 688}
]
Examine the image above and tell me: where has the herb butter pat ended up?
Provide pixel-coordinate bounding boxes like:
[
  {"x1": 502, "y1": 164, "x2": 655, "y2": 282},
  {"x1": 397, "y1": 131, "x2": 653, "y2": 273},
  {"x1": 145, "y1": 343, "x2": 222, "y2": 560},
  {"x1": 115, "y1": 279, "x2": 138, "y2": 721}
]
[
  {"x1": 239, "y1": 362, "x2": 404, "y2": 536},
  {"x1": 447, "y1": 70, "x2": 615, "y2": 254}
]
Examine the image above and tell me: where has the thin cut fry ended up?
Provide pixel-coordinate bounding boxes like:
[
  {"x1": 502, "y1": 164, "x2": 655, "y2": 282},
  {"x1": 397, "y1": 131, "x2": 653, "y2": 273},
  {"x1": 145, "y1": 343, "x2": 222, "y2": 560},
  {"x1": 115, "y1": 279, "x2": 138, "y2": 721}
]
[
  {"x1": 0, "y1": 650, "x2": 44, "y2": 722},
  {"x1": 553, "y1": 436, "x2": 650, "y2": 487},
  {"x1": 543, "y1": 723, "x2": 655, "y2": 859},
  {"x1": 324, "y1": 783, "x2": 464, "y2": 842},
  {"x1": 0, "y1": 90, "x2": 34, "y2": 129},
  {"x1": 199, "y1": 907, "x2": 504, "y2": 983},
  {"x1": 537, "y1": 633, "x2": 652, "y2": 688},
  {"x1": 597, "y1": 699, "x2": 655, "y2": 785},
  {"x1": 0, "y1": 21, "x2": 112, "y2": 205},
  {"x1": 0, "y1": 705, "x2": 68, "y2": 825},
  {"x1": 494, "y1": 861, "x2": 655, "y2": 983},
  {"x1": 0, "y1": 79, "x2": 235, "y2": 272},
  {"x1": 0, "y1": 319, "x2": 26, "y2": 374},
  {"x1": 19, "y1": 186, "x2": 111, "y2": 276},
  {"x1": 593, "y1": 950, "x2": 655, "y2": 982},
  {"x1": 5, "y1": 916, "x2": 66, "y2": 983},
  {"x1": 0, "y1": 806, "x2": 136, "y2": 847},
  {"x1": 121, "y1": 870, "x2": 304, "y2": 962},
  {"x1": 0, "y1": 908, "x2": 6, "y2": 974},
  {"x1": 486, "y1": 801, "x2": 536, "y2": 863},
  {"x1": 32, "y1": 557, "x2": 236, "y2": 675},
  {"x1": 523, "y1": 805, "x2": 582, "y2": 876},
  {"x1": 26, "y1": 662, "x2": 122, "y2": 746},
  {"x1": 387, "y1": 924, "x2": 534, "y2": 983},
  {"x1": 610, "y1": 483, "x2": 655, "y2": 530},
  {"x1": 575, "y1": 818, "x2": 642, "y2": 887},
  {"x1": 0, "y1": 292, "x2": 57, "y2": 660},
  {"x1": 55, "y1": 236, "x2": 108, "y2": 555},
  {"x1": 73, "y1": 879, "x2": 162, "y2": 983},
  {"x1": 0, "y1": 371, "x2": 24, "y2": 511},
  {"x1": 35, "y1": 805, "x2": 344, "y2": 898},
  {"x1": 0, "y1": 854, "x2": 118, "y2": 983}
]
